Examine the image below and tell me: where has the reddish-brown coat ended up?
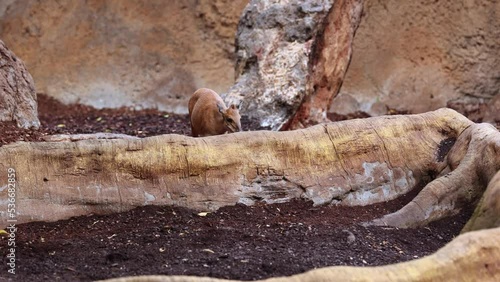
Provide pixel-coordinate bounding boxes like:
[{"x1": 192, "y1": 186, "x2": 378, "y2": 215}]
[{"x1": 188, "y1": 88, "x2": 242, "y2": 137}]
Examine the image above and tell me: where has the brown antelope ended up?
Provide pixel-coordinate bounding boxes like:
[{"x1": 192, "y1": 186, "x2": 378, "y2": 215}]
[{"x1": 188, "y1": 88, "x2": 242, "y2": 137}]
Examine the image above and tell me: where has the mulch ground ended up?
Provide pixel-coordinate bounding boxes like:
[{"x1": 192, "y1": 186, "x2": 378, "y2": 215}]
[
  {"x1": 0, "y1": 94, "x2": 483, "y2": 281},
  {"x1": 0, "y1": 94, "x2": 267, "y2": 146}
]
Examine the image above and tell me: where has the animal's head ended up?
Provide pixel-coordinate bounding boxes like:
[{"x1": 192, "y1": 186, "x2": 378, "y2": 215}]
[{"x1": 218, "y1": 104, "x2": 242, "y2": 133}]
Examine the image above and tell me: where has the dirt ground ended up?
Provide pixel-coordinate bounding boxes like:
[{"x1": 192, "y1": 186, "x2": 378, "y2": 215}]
[{"x1": 0, "y1": 94, "x2": 485, "y2": 281}]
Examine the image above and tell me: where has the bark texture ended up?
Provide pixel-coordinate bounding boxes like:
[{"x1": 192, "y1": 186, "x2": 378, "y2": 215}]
[
  {"x1": 101, "y1": 226, "x2": 500, "y2": 282},
  {"x1": 462, "y1": 167, "x2": 500, "y2": 232},
  {"x1": 370, "y1": 122, "x2": 500, "y2": 228},
  {"x1": 224, "y1": 0, "x2": 364, "y2": 130},
  {"x1": 0, "y1": 39, "x2": 40, "y2": 129},
  {"x1": 286, "y1": 0, "x2": 363, "y2": 129},
  {"x1": 0, "y1": 108, "x2": 472, "y2": 226}
]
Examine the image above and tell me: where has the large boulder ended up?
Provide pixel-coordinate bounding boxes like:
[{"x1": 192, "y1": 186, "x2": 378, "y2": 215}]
[
  {"x1": 224, "y1": 0, "x2": 365, "y2": 130},
  {"x1": 224, "y1": 0, "x2": 332, "y2": 129},
  {"x1": 0, "y1": 0, "x2": 248, "y2": 113},
  {"x1": 0, "y1": 39, "x2": 39, "y2": 129}
]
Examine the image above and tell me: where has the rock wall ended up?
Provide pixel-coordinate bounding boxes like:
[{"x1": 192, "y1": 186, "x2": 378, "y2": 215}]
[
  {"x1": 0, "y1": 0, "x2": 248, "y2": 113},
  {"x1": 1, "y1": 0, "x2": 497, "y2": 121},
  {"x1": 331, "y1": 0, "x2": 500, "y2": 118}
]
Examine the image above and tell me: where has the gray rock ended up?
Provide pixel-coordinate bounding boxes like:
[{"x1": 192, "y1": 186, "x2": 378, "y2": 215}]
[
  {"x1": 0, "y1": 39, "x2": 40, "y2": 129},
  {"x1": 224, "y1": 0, "x2": 334, "y2": 130}
]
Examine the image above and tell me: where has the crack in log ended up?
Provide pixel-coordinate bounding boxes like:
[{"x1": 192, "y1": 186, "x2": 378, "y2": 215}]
[
  {"x1": 329, "y1": 191, "x2": 351, "y2": 204},
  {"x1": 411, "y1": 200, "x2": 426, "y2": 219},
  {"x1": 238, "y1": 171, "x2": 307, "y2": 205},
  {"x1": 322, "y1": 124, "x2": 353, "y2": 194},
  {"x1": 436, "y1": 137, "x2": 457, "y2": 162},
  {"x1": 282, "y1": 175, "x2": 308, "y2": 194},
  {"x1": 369, "y1": 125, "x2": 403, "y2": 200},
  {"x1": 370, "y1": 125, "x2": 394, "y2": 169},
  {"x1": 180, "y1": 144, "x2": 191, "y2": 179},
  {"x1": 114, "y1": 172, "x2": 124, "y2": 210}
]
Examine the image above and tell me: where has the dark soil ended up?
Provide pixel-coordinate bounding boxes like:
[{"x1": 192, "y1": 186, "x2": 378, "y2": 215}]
[
  {"x1": 1, "y1": 198, "x2": 472, "y2": 281},
  {"x1": 0, "y1": 94, "x2": 481, "y2": 281},
  {"x1": 0, "y1": 94, "x2": 268, "y2": 146}
]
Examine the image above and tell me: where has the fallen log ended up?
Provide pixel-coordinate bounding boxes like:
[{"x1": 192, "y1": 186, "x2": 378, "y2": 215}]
[{"x1": 0, "y1": 108, "x2": 473, "y2": 226}]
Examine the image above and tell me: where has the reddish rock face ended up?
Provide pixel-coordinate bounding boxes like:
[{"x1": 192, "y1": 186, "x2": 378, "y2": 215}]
[
  {"x1": 0, "y1": 0, "x2": 248, "y2": 113},
  {"x1": 0, "y1": 40, "x2": 40, "y2": 129},
  {"x1": 332, "y1": 0, "x2": 500, "y2": 117}
]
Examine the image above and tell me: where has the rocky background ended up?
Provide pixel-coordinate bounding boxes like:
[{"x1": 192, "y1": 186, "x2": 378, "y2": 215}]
[
  {"x1": 0, "y1": 0, "x2": 248, "y2": 114},
  {"x1": 332, "y1": 0, "x2": 500, "y2": 120},
  {"x1": 0, "y1": 0, "x2": 498, "y2": 122}
]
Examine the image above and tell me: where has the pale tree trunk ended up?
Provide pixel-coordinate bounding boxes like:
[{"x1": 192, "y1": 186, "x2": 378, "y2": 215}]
[
  {"x1": 462, "y1": 166, "x2": 500, "y2": 232},
  {"x1": 0, "y1": 108, "x2": 478, "y2": 226}
]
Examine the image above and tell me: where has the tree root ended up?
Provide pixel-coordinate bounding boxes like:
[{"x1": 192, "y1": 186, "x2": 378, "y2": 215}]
[{"x1": 369, "y1": 122, "x2": 500, "y2": 228}]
